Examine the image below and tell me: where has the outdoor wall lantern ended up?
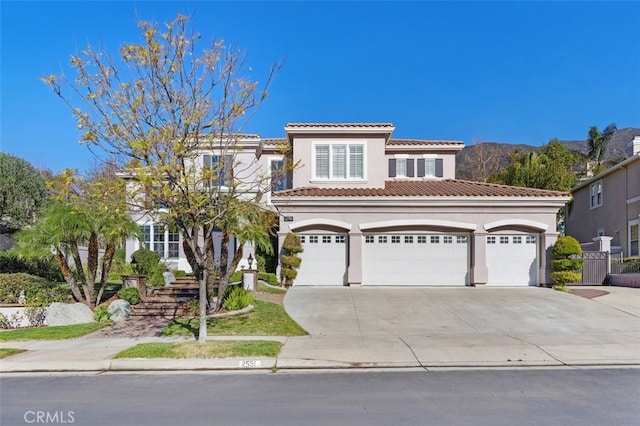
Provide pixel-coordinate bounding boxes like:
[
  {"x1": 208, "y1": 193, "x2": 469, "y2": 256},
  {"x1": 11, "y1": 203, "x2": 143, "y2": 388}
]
[{"x1": 247, "y1": 253, "x2": 254, "y2": 270}]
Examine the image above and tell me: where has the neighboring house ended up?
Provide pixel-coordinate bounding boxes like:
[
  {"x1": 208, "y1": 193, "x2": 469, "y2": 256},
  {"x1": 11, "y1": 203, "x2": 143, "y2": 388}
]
[
  {"x1": 124, "y1": 122, "x2": 570, "y2": 287},
  {"x1": 565, "y1": 136, "x2": 640, "y2": 258}
]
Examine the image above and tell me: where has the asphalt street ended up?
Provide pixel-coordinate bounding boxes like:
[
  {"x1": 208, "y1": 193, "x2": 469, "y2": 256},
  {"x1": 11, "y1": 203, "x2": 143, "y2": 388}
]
[{"x1": 2, "y1": 369, "x2": 638, "y2": 426}]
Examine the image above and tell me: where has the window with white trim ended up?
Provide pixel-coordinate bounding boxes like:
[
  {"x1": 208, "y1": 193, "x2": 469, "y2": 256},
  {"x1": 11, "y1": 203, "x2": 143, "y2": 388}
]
[
  {"x1": 270, "y1": 159, "x2": 287, "y2": 192},
  {"x1": 309, "y1": 236, "x2": 318, "y2": 243},
  {"x1": 391, "y1": 235, "x2": 401, "y2": 244},
  {"x1": 590, "y1": 180, "x2": 603, "y2": 208},
  {"x1": 378, "y1": 236, "x2": 387, "y2": 243},
  {"x1": 500, "y1": 236, "x2": 509, "y2": 244},
  {"x1": 314, "y1": 143, "x2": 364, "y2": 180},
  {"x1": 417, "y1": 236, "x2": 427, "y2": 244},
  {"x1": 424, "y1": 158, "x2": 436, "y2": 177},
  {"x1": 430, "y1": 236, "x2": 440, "y2": 244},
  {"x1": 300, "y1": 236, "x2": 306, "y2": 243},
  {"x1": 336, "y1": 235, "x2": 346, "y2": 244},
  {"x1": 139, "y1": 225, "x2": 179, "y2": 259},
  {"x1": 365, "y1": 235, "x2": 375, "y2": 244},
  {"x1": 322, "y1": 235, "x2": 331, "y2": 244},
  {"x1": 487, "y1": 236, "x2": 496, "y2": 244},
  {"x1": 513, "y1": 236, "x2": 522, "y2": 244},
  {"x1": 457, "y1": 236, "x2": 467, "y2": 244},
  {"x1": 443, "y1": 235, "x2": 453, "y2": 244},
  {"x1": 404, "y1": 236, "x2": 413, "y2": 244},
  {"x1": 526, "y1": 236, "x2": 536, "y2": 244}
]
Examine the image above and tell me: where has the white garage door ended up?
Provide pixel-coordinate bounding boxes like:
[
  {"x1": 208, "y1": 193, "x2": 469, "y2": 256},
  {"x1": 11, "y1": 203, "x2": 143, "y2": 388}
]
[
  {"x1": 486, "y1": 235, "x2": 538, "y2": 286},
  {"x1": 362, "y1": 234, "x2": 469, "y2": 286},
  {"x1": 294, "y1": 234, "x2": 348, "y2": 286}
]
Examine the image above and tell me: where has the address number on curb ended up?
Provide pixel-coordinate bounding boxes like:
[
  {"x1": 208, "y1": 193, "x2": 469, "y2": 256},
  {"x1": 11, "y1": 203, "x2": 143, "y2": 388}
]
[{"x1": 239, "y1": 359, "x2": 262, "y2": 368}]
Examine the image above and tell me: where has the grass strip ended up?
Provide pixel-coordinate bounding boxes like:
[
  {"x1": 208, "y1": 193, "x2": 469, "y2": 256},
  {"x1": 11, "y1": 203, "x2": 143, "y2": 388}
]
[
  {"x1": 114, "y1": 340, "x2": 282, "y2": 359},
  {"x1": 0, "y1": 323, "x2": 108, "y2": 341},
  {"x1": 0, "y1": 348, "x2": 27, "y2": 359},
  {"x1": 161, "y1": 300, "x2": 307, "y2": 337}
]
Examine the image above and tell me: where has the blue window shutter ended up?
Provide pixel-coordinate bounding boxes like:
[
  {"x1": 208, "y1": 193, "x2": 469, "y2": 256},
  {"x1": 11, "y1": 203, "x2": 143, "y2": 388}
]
[
  {"x1": 417, "y1": 159, "x2": 425, "y2": 177},
  {"x1": 406, "y1": 159, "x2": 415, "y2": 177},
  {"x1": 389, "y1": 159, "x2": 396, "y2": 177},
  {"x1": 435, "y1": 158, "x2": 443, "y2": 177}
]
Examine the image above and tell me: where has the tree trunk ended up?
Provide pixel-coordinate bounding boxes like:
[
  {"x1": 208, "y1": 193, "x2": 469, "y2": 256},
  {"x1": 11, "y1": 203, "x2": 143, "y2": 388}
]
[
  {"x1": 95, "y1": 243, "x2": 116, "y2": 306},
  {"x1": 70, "y1": 241, "x2": 93, "y2": 308},
  {"x1": 214, "y1": 232, "x2": 244, "y2": 312},
  {"x1": 198, "y1": 267, "x2": 207, "y2": 342},
  {"x1": 55, "y1": 248, "x2": 85, "y2": 304}
]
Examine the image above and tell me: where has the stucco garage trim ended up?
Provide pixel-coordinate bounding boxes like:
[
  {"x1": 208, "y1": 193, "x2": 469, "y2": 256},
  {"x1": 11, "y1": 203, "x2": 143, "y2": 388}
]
[
  {"x1": 483, "y1": 219, "x2": 548, "y2": 232},
  {"x1": 289, "y1": 218, "x2": 353, "y2": 232},
  {"x1": 359, "y1": 219, "x2": 477, "y2": 232}
]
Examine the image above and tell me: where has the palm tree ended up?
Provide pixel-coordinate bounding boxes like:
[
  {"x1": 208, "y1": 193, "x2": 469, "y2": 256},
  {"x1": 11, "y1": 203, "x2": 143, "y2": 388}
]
[{"x1": 587, "y1": 123, "x2": 617, "y2": 167}]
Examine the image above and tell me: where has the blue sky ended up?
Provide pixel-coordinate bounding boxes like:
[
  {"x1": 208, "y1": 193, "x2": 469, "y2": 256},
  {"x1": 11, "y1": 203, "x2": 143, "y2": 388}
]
[{"x1": 2, "y1": 1, "x2": 639, "y2": 173}]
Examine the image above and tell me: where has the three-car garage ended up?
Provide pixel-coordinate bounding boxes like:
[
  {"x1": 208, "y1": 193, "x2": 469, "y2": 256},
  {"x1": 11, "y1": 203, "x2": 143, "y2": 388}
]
[{"x1": 292, "y1": 230, "x2": 539, "y2": 287}]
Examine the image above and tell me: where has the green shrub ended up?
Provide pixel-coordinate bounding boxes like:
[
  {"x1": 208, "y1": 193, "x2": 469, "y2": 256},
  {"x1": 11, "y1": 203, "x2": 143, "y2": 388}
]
[
  {"x1": 0, "y1": 252, "x2": 63, "y2": 282},
  {"x1": 24, "y1": 306, "x2": 46, "y2": 326},
  {"x1": 130, "y1": 249, "x2": 161, "y2": 275},
  {"x1": 173, "y1": 270, "x2": 187, "y2": 278},
  {"x1": 258, "y1": 272, "x2": 279, "y2": 286},
  {"x1": 280, "y1": 232, "x2": 303, "y2": 287},
  {"x1": 222, "y1": 286, "x2": 254, "y2": 311},
  {"x1": 107, "y1": 248, "x2": 133, "y2": 281},
  {"x1": 551, "y1": 236, "x2": 583, "y2": 288},
  {"x1": 255, "y1": 253, "x2": 267, "y2": 272},
  {"x1": 130, "y1": 249, "x2": 166, "y2": 286},
  {"x1": 118, "y1": 287, "x2": 141, "y2": 305},
  {"x1": 552, "y1": 236, "x2": 583, "y2": 259},
  {"x1": 229, "y1": 270, "x2": 243, "y2": 283},
  {"x1": 0, "y1": 273, "x2": 70, "y2": 305},
  {"x1": 94, "y1": 305, "x2": 110, "y2": 323}
]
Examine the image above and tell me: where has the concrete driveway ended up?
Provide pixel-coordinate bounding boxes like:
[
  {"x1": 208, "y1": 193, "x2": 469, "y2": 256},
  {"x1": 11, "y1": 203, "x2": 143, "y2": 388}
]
[
  {"x1": 284, "y1": 286, "x2": 640, "y2": 337},
  {"x1": 278, "y1": 286, "x2": 640, "y2": 368}
]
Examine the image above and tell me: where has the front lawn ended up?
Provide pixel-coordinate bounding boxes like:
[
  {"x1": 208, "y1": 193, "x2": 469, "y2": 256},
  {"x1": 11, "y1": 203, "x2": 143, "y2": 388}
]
[
  {"x1": 0, "y1": 323, "x2": 108, "y2": 341},
  {"x1": 114, "y1": 340, "x2": 282, "y2": 359},
  {"x1": 256, "y1": 281, "x2": 287, "y2": 294},
  {"x1": 0, "y1": 348, "x2": 27, "y2": 359},
  {"x1": 162, "y1": 300, "x2": 307, "y2": 337}
]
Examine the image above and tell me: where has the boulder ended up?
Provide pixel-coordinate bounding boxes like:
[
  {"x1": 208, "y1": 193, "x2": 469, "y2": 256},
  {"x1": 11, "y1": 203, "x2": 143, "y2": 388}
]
[
  {"x1": 46, "y1": 302, "x2": 95, "y2": 326},
  {"x1": 163, "y1": 271, "x2": 176, "y2": 286},
  {"x1": 108, "y1": 299, "x2": 131, "y2": 322}
]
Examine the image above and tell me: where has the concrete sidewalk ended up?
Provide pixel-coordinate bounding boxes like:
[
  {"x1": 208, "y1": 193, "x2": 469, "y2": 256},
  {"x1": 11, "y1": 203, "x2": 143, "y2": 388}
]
[{"x1": 1, "y1": 286, "x2": 639, "y2": 373}]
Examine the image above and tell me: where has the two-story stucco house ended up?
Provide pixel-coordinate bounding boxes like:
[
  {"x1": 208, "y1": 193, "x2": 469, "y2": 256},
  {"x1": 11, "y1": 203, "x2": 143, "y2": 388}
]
[
  {"x1": 565, "y1": 136, "x2": 640, "y2": 258},
  {"x1": 271, "y1": 123, "x2": 569, "y2": 287},
  {"x1": 125, "y1": 122, "x2": 570, "y2": 287}
]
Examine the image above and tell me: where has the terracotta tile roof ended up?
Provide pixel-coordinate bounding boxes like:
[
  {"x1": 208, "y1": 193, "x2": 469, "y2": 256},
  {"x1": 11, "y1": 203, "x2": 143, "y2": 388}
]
[
  {"x1": 262, "y1": 138, "x2": 287, "y2": 145},
  {"x1": 285, "y1": 122, "x2": 395, "y2": 128},
  {"x1": 272, "y1": 179, "x2": 569, "y2": 198},
  {"x1": 387, "y1": 139, "x2": 464, "y2": 146}
]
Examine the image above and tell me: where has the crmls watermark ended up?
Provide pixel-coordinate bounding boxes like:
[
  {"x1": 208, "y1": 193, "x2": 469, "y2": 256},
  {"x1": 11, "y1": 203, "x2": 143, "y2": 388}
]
[{"x1": 23, "y1": 411, "x2": 75, "y2": 424}]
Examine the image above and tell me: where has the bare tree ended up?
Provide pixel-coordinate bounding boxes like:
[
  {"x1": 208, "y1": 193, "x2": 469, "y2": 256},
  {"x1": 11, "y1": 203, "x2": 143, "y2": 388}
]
[{"x1": 42, "y1": 14, "x2": 283, "y2": 340}]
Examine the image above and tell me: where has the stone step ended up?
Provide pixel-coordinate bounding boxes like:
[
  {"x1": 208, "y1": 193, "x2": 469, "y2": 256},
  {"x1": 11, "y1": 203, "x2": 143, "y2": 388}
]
[
  {"x1": 148, "y1": 286, "x2": 199, "y2": 301},
  {"x1": 130, "y1": 300, "x2": 186, "y2": 319}
]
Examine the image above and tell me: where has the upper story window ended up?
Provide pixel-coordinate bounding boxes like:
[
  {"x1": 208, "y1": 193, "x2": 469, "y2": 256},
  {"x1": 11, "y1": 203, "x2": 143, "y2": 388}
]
[
  {"x1": 314, "y1": 143, "x2": 365, "y2": 180},
  {"x1": 389, "y1": 157, "x2": 443, "y2": 178},
  {"x1": 590, "y1": 180, "x2": 603, "y2": 208},
  {"x1": 203, "y1": 154, "x2": 233, "y2": 186},
  {"x1": 630, "y1": 223, "x2": 639, "y2": 257},
  {"x1": 270, "y1": 159, "x2": 288, "y2": 192}
]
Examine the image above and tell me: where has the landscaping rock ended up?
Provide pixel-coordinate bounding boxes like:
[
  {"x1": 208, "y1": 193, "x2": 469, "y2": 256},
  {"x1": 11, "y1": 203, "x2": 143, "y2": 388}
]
[
  {"x1": 163, "y1": 272, "x2": 176, "y2": 286},
  {"x1": 46, "y1": 302, "x2": 94, "y2": 326},
  {"x1": 108, "y1": 299, "x2": 132, "y2": 322}
]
